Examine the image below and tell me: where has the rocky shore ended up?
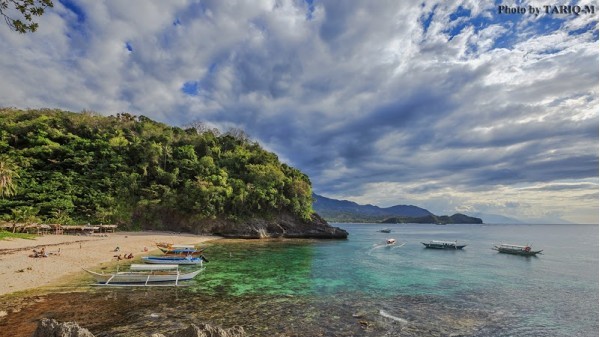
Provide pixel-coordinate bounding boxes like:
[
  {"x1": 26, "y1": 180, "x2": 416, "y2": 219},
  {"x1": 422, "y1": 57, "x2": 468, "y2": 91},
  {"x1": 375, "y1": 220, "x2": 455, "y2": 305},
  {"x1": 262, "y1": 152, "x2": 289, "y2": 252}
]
[
  {"x1": 135, "y1": 211, "x2": 349, "y2": 239},
  {"x1": 210, "y1": 213, "x2": 348, "y2": 239},
  {"x1": 33, "y1": 319, "x2": 246, "y2": 337}
]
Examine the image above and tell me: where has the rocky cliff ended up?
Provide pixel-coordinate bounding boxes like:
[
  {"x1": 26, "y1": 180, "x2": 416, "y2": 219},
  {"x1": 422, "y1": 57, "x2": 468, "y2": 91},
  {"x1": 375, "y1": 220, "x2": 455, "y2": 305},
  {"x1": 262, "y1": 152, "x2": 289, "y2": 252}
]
[{"x1": 183, "y1": 213, "x2": 348, "y2": 239}]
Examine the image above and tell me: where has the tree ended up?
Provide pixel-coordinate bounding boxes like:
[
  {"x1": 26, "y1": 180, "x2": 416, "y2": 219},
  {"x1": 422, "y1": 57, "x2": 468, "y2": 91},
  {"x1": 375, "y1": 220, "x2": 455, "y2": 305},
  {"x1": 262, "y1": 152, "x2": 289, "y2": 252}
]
[
  {"x1": 0, "y1": 157, "x2": 19, "y2": 198},
  {"x1": 0, "y1": 0, "x2": 54, "y2": 33},
  {"x1": 10, "y1": 206, "x2": 39, "y2": 232}
]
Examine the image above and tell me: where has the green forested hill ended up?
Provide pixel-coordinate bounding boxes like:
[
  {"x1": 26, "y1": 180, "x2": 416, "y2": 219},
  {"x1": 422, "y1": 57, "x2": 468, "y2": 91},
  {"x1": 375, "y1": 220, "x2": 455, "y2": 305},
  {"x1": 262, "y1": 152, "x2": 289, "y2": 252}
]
[{"x1": 0, "y1": 108, "x2": 315, "y2": 232}]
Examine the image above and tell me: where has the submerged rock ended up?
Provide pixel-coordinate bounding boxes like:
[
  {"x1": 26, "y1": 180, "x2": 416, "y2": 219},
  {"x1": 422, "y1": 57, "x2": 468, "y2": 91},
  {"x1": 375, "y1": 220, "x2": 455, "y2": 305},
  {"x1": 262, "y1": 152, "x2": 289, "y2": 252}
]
[
  {"x1": 168, "y1": 323, "x2": 246, "y2": 337},
  {"x1": 32, "y1": 318, "x2": 94, "y2": 337}
]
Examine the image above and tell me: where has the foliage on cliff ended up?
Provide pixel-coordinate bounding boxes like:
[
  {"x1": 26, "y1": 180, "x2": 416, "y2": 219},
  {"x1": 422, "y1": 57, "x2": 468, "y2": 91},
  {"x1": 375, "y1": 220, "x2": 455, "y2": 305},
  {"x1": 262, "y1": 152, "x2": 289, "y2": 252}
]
[
  {"x1": 381, "y1": 213, "x2": 483, "y2": 224},
  {"x1": 0, "y1": 108, "x2": 314, "y2": 229}
]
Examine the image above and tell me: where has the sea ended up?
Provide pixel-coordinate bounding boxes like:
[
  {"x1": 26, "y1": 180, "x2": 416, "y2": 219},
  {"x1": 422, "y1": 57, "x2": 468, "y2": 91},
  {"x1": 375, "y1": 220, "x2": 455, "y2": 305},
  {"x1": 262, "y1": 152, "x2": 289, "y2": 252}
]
[{"x1": 1, "y1": 223, "x2": 598, "y2": 337}]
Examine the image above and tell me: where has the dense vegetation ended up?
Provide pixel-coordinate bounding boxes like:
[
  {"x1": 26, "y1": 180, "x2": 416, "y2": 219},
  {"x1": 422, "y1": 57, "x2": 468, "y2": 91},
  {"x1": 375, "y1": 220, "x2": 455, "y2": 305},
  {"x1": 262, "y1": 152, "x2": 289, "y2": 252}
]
[
  {"x1": 0, "y1": 108, "x2": 314, "y2": 230},
  {"x1": 381, "y1": 214, "x2": 483, "y2": 225}
]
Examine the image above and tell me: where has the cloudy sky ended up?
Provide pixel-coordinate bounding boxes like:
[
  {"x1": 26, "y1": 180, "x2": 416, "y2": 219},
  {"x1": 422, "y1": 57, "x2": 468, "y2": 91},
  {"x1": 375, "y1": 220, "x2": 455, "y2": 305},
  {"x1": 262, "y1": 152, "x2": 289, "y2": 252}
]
[{"x1": 0, "y1": 0, "x2": 598, "y2": 224}]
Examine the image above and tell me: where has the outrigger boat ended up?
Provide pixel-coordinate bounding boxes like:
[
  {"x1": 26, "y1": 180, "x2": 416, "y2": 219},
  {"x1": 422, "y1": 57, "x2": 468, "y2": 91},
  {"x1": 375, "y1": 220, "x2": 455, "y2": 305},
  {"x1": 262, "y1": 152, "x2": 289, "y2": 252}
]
[
  {"x1": 421, "y1": 240, "x2": 466, "y2": 249},
  {"x1": 156, "y1": 242, "x2": 203, "y2": 255},
  {"x1": 142, "y1": 255, "x2": 207, "y2": 265},
  {"x1": 83, "y1": 264, "x2": 203, "y2": 286},
  {"x1": 493, "y1": 244, "x2": 542, "y2": 256}
]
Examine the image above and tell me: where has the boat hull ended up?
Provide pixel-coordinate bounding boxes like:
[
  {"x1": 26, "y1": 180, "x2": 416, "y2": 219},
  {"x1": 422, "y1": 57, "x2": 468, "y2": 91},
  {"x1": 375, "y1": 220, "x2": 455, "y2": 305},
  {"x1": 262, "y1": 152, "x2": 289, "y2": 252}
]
[
  {"x1": 158, "y1": 247, "x2": 203, "y2": 254},
  {"x1": 142, "y1": 256, "x2": 204, "y2": 265},
  {"x1": 422, "y1": 243, "x2": 466, "y2": 249},
  {"x1": 494, "y1": 247, "x2": 542, "y2": 256},
  {"x1": 84, "y1": 269, "x2": 203, "y2": 284}
]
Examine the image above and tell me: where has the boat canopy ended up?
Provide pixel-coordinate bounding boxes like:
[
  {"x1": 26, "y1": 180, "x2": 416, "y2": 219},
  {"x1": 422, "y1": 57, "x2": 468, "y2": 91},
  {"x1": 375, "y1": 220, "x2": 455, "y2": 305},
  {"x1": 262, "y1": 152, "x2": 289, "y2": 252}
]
[
  {"x1": 429, "y1": 240, "x2": 459, "y2": 245},
  {"x1": 498, "y1": 243, "x2": 528, "y2": 249},
  {"x1": 129, "y1": 264, "x2": 179, "y2": 271}
]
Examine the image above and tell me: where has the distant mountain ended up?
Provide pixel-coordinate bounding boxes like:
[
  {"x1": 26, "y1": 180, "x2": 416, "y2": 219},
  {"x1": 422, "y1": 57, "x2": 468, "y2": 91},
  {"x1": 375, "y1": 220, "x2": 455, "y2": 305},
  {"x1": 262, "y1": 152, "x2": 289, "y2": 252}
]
[
  {"x1": 382, "y1": 213, "x2": 483, "y2": 225},
  {"x1": 312, "y1": 194, "x2": 432, "y2": 222},
  {"x1": 312, "y1": 194, "x2": 482, "y2": 224}
]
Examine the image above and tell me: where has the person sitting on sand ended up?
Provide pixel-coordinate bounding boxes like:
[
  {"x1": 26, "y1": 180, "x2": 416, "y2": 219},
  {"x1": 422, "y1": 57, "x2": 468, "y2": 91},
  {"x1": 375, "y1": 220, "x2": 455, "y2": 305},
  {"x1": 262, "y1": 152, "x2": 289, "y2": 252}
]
[
  {"x1": 40, "y1": 248, "x2": 47, "y2": 257},
  {"x1": 114, "y1": 246, "x2": 120, "y2": 252},
  {"x1": 126, "y1": 253, "x2": 134, "y2": 259}
]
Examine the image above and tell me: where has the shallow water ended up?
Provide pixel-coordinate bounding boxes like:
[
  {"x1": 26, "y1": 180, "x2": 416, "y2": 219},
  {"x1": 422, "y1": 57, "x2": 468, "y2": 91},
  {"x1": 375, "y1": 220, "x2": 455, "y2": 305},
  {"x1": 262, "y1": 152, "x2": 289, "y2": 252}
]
[{"x1": 1, "y1": 223, "x2": 597, "y2": 337}]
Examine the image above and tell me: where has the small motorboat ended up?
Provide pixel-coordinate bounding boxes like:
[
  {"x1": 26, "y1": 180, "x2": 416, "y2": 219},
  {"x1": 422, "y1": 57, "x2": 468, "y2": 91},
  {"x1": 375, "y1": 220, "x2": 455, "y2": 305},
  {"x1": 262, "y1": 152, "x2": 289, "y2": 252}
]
[
  {"x1": 379, "y1": 228, "x2": 392, "y2": 233},
  {"x1": 386, "y1": 238, "x2": 396, "y2": 245}
]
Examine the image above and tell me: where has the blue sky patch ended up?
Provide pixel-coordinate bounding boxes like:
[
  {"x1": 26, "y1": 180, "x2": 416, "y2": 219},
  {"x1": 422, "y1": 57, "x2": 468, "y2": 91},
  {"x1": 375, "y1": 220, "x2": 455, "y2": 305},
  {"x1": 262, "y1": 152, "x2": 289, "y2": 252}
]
[
  {"x1": 420, "y1": 4, "x2": 437, "y2": 34},
  {"x1": 305, "y1": 0, "x2": 315, "y2": 20},
  {"x1": 59, "y1": 0, "x2": 86, "y2": 23},
  {"x1": 182, "y1": 81, "x2": 199, "y2": 96}
]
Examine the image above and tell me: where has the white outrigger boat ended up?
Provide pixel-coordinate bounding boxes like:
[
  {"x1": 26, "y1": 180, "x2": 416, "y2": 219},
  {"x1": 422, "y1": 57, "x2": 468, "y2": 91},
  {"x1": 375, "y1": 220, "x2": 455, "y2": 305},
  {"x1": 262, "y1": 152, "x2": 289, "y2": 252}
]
[
  {"x1": 83, "y1": 264, "x2": 203, "y2": 286},
  {"x1": 421, "y1": 240, "x2": 466, "y2": 249},
  {"x1": 141, "y1": 255, "x2": 207, "y2": 265},
  {"x1": 156, "y1": 242, "x2": 200, "y2": 254}
]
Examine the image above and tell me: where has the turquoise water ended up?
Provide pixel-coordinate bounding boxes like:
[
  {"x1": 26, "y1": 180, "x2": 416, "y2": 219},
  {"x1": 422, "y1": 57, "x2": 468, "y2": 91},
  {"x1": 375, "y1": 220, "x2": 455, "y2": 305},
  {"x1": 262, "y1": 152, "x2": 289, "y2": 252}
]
[
  {"x1": 187, "y1": 223, "x2": 598, "y2": 336},
  {"x1": 1, "y1": 223, "x2": 597, "y2": 337}
]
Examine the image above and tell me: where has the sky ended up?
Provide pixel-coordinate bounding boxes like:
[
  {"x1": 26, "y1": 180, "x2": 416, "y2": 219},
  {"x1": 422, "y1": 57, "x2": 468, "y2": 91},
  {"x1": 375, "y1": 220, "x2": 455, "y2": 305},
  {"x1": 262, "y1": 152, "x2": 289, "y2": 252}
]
[{"x1": 0, "y1": 0, "x2": 598, "y2": 224}]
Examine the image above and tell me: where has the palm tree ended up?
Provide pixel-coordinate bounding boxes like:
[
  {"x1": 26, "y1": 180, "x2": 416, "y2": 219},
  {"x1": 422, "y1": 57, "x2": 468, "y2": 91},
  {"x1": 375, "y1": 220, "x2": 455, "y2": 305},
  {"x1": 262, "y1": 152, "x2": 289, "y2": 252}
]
[{"x1": 0, "y1": 158, "x2": 19, "y2": 198}]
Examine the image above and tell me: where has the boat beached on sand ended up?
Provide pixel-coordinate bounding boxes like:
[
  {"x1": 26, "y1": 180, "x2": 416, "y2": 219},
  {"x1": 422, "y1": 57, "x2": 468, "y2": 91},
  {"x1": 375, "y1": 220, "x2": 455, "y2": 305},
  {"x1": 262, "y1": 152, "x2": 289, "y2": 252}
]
[
  {"x1": 421, "y1": 240, "x2": 466, "y2": 249},
  {"x1": 493, "y1": 244, "x2": 542, "y2": 256},
  {"x1": 84, "y1": 264, "x2": 203, "y2": 286},
  {"x1": 156, "y1": 242, "x2": 205, "y2": 255},
  {"x1": 142, "y1": 255, "x2": 207, "y2": 265}
]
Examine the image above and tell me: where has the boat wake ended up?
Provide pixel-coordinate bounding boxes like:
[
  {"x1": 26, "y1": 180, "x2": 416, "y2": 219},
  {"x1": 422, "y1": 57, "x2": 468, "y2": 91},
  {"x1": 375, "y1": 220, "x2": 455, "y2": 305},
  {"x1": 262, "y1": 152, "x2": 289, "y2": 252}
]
[
  {"x1": 379, "y1": 309, "x2": 409, "y2": 324},
  {"x1": 367, "y1": 242, "x2": 406, "y2": 255}
]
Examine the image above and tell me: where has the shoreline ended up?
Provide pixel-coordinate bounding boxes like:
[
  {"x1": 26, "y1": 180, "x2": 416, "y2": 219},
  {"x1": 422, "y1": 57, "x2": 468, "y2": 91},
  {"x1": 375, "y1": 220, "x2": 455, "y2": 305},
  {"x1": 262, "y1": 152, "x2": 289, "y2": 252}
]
[{"x1": 0, "y1": 231, "x2": 220, "y2": 297}]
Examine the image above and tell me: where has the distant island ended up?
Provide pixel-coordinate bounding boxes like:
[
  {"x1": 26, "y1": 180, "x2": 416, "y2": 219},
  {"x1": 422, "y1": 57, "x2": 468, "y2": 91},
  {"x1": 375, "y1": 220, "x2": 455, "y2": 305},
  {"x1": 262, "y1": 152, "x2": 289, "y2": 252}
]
[
  {"x1": 0, "y1": 109, "x2": 347, "y2": 239},
  {"x1": 312, "y1": 194, "x2": 483, "y2": 224}
]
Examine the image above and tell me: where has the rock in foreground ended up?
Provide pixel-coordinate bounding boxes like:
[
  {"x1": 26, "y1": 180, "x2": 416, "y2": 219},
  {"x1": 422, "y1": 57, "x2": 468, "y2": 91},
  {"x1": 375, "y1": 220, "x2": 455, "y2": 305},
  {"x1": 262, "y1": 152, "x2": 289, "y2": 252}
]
[
  {"x1": 33, "y1": 318, "x2": 94, "y2": 337},
  {"x1": 33, "y1": 319, "x2": 246, "y2": 337}
]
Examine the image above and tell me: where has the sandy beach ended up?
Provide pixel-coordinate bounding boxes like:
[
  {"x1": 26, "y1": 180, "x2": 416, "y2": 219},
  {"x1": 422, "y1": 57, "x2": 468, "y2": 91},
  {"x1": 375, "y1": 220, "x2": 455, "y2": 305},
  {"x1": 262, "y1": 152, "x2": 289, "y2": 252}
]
[{"x1": 0, "y1": 232, "x2": 219, "y2": 296}]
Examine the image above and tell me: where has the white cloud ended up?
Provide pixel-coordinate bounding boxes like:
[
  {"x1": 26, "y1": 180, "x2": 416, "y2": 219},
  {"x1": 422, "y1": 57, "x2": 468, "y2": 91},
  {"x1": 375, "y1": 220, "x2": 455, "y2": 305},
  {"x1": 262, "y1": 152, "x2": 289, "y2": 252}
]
[{"x1": 0, "y1": 0, "x2": 597, "y2": 223}]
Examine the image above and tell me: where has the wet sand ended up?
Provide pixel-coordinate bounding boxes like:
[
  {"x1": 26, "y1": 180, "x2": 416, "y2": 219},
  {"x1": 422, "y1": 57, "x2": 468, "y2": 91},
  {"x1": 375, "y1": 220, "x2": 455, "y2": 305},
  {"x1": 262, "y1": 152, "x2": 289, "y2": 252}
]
[{"x1": 0, "y1": 231, "x2": 219, "y2": 296}]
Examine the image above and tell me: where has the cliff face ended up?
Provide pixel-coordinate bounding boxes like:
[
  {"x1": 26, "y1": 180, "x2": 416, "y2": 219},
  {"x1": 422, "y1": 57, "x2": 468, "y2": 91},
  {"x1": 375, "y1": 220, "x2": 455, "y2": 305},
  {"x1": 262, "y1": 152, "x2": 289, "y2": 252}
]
[
  {"x1": 132, "y1": 209, "x2": 348, "y2": 239},
  {"x1": 209, "y1": 213, "x2": 349, "y2": 239}
]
